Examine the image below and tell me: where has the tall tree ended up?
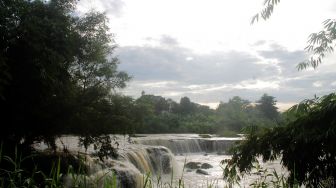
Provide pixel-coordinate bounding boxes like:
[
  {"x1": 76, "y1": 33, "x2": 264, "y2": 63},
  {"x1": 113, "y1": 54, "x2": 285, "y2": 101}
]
[
  {"x1": 256, "y1": 93, "x2": 279, "y2": 120},
  {"x1": 179, "y1": 96, "x2": 196, "y2": 115},
  {"x1": 216, "y1": 96, "x2": 253, "y2": 132},
  {"x1": 0, "y1": 0, "x2": 79, "y2": 146},
  {"x1": 0, "y1": 0, "x2": 130, "y2": 153}
]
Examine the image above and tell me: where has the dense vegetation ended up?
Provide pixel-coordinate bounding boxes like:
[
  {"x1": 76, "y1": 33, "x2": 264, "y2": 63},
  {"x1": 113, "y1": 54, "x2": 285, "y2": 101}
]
[
  {"x1": 131, "y1": 93, "x2": 279, "y2": 134},
  {"x1": 223, "y1": 92, "x2": 336, "y2": 187},
  {"x1": 222, "y1": 1, "x2": 336, "y2": 187},
  {"x1": 0, "y1": 0, "x2": 132, "y2": 158},
  {"x1": 0, "y1": 0, "x2": 134, "y2": 185}
]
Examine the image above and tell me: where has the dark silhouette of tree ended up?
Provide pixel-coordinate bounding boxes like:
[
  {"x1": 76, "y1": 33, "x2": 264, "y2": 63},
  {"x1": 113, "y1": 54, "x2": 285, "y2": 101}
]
[
  {"x1": 0, "y1": 0, "x2": 130, "y2": 155},
  {"x1": 179, "y1": 96, "x2": 196, "y2": 114},
  {"x1": 256, "y1": 93, "x2": 279, "y2": 120},
  {"x1": 223, "y1": 94, "x2": 336, "y2": 186}
]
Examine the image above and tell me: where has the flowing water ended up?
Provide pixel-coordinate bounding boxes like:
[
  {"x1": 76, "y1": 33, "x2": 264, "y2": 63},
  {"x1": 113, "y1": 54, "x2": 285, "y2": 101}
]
[{"x1": 40, "y1": 134, "x2": 285, "y2": 188}]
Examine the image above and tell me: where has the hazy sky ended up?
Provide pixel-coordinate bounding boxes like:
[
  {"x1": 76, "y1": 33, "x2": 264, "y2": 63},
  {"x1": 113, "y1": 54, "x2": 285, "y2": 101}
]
[{"x1": 78, "y1": 0, "x2": 336, "y2": 110}]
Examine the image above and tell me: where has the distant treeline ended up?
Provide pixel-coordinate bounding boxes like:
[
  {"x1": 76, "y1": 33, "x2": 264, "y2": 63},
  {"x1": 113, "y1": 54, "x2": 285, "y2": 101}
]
[{"x1": 123, "y1": 93, "x2": 280, "y2": 135}]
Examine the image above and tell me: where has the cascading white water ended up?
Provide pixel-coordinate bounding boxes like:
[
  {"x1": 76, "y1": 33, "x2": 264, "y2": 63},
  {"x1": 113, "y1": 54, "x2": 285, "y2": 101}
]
[
  {"x1": 120, "y1": 146, "x2": 177, "y2": 175},
  {"x1": 137, "y1": 139, "x2": 203, "y2": 154},
  {"x1": 136, "y1": 136, "x2": 240, "y2": 154},
  {"x1": 48, "y1": 136, "x2": 179, "y2": 188},
  {"x1": 108, "y1": 135, "x2": 241, "y2": 187},
  {"x1": 41, "y1": 134, "x2": 245, "y2": 188},
  {"x1": 104, "y1": 145, "x2": 179, "y2": 188}
]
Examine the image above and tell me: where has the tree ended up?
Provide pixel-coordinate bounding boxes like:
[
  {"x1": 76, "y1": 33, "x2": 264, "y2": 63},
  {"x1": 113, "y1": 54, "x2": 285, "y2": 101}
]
[
  {"x1": 256, "y1": 93, "x2": 279, "y2": 120},
  {"x1": 223, "y1": 94, "x2": 336, "y2": 186},
  {"x1": 217, "y1": 96, "x2": 250, "y2": 113},
  {"x1": 223, "y1": 1, "x2": 336, "y2": 186},
  {"x1": 216, "y1": 96, "x2": 251, "y2": 131},
  {"x1": 0, "y1": 0, "x2": 80, "y2": 148},
  {"x1": 68, "y1": 11, "x2": 131, "y2": 136},
  {"x1": 179, "y1": 96, "x2": 196, "y2": 114},
  {"x1": 215, "y1": 96, "x2": 276, "y2": 133},
  {"x1": 136, "y1": 94, "x2": 169, "y2": 115},
  {"x1": 0, "y1": 0, "x2": 130, "y2": 155}
]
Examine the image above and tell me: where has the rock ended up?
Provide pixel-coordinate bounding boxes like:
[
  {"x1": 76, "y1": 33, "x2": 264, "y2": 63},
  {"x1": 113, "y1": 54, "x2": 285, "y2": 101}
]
[
  {"x1": 161, "y1": 155, "x2": 172, "y2": 174},
  {"x1": 200, "y1": 163, "x2": 213, "y2": 169},
  {"x1": 196, "y1": 169, "x2": 209, "y2": 175},
  {"x1": 204, "y1": 153, "x2": 208, "y2": 156},
  {"x1": 185, "y1": 162, "x2": 201, "y2": 169}
]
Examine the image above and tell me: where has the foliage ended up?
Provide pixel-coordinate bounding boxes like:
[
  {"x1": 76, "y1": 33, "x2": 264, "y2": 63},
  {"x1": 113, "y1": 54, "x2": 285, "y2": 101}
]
[
  {"x1": 216, "y1": 95, "x2": 278, "y2": 133},
  {"x1": 256, "y1": 94, "x2": 279, "y2": 121},
  {"x1": 225, "y1": 1, "x2": 336, "y2": 187},
  {"x1": 0, "y1": 144, "x2": 121, "y2": 188},
  {"x1": 251, "y1": 0, "x2": 336, "y2": 70},
  {"x1": 222, "y1": 93, "x2": 336, "y2": 186},
  {"x1": 179, "y1": 97, "x2": 197, "y2": 115},
  {"x1": 0, "y1": 0, "x2": 130, "y2": 157},
  {"x1": 299, "y1": 19, "x2": 336, "y2": 70},
  {"x1": 133, "y1": 94, "x2": 215, "y2": 133},
  {"x1": 79, "y1": 135, "x2": 118, "y2": 160},
  {"x1": 248, "y1": 163, "x2": 298, "y2": 188},
  {"x1": 251, "y1": 0, "x2": 281, "y2": 24},
  {"x1": 132, "y1": 93, "x2": 279, "y2": 134},
  {"x1": 1, "y1": 144, "x2": 67, "y2": 187}
]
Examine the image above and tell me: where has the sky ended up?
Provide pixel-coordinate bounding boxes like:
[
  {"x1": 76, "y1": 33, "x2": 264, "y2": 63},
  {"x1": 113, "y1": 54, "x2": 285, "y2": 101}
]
[{"x1": 78, "y1": 0, "x2": 336, "y2": 110}]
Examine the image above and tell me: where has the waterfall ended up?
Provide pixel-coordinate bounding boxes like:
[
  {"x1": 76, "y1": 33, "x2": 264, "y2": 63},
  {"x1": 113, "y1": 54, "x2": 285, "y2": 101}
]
[
  {"x1": 137, "y1": 138, "x2": 237, "y2": 154},
  {"x1": 121, "y1": 146, "x2": 176, "y2": 175},
  {"x1": 137, "y1": 139, "x2": 202, "y2": 154},
  {"x1": 64, "y1": 145, "x2": 178, "y2": 188},
  {"x1": 91, "y1": 145, "x2": 179, "y2": 188},
  {"x1": 52, "y1": 135, "x2": 241, "y2": 188}
]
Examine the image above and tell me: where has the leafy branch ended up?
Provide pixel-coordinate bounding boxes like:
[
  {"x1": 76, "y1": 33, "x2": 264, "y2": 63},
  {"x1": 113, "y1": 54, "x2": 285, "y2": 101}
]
[
  {"x1": 251, "y1": 0, "x2": 336, "y2": 70},
  {"x1": 298, "y1": 19, "x2": 336, "y2": 70},
  {"x1": 251, "y1": 0, "x2": 281, "y2": 24}
]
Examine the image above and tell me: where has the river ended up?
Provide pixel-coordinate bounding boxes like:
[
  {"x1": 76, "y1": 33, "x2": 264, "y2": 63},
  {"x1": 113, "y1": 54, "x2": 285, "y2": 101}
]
[{"x1": 40, "y1": 134, "x2": 285, "y2": 188}]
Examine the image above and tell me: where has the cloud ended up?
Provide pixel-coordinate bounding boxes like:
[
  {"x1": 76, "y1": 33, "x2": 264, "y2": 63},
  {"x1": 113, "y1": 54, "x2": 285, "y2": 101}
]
[
  {"x1": 117, "y1": 37, "x2": 273, "y2": 85},
  {"x1": 77, "y1": 0, "x2": 125, "y2": 17},
  {"x1": 253, "y1": 40, "x2": 267, "y2": 46},
  {"x1": 159, "y1": 35, "x2": 179, "y2": 47},
  {"x1": 257, "y1": 42, "x2": 307, "y2": 75},
  {"x1": 116, "y1": 37, "x2": 336, "y2": 110},
  {"x1": 331, "y1": 81, "x2": 336, "y2": 86},
  {"x1": 107, "y1": 0, "x2": 124, "y2": 16},
  {"x1": 313, "y1": 81, "x2": 323, "y2": 88}
]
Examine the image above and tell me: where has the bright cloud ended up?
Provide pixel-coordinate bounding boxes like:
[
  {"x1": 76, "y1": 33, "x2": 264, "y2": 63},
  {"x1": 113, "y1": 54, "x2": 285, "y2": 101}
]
[{"x1": 78, "y1": 0, "x2": 336, "y2": 111}]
